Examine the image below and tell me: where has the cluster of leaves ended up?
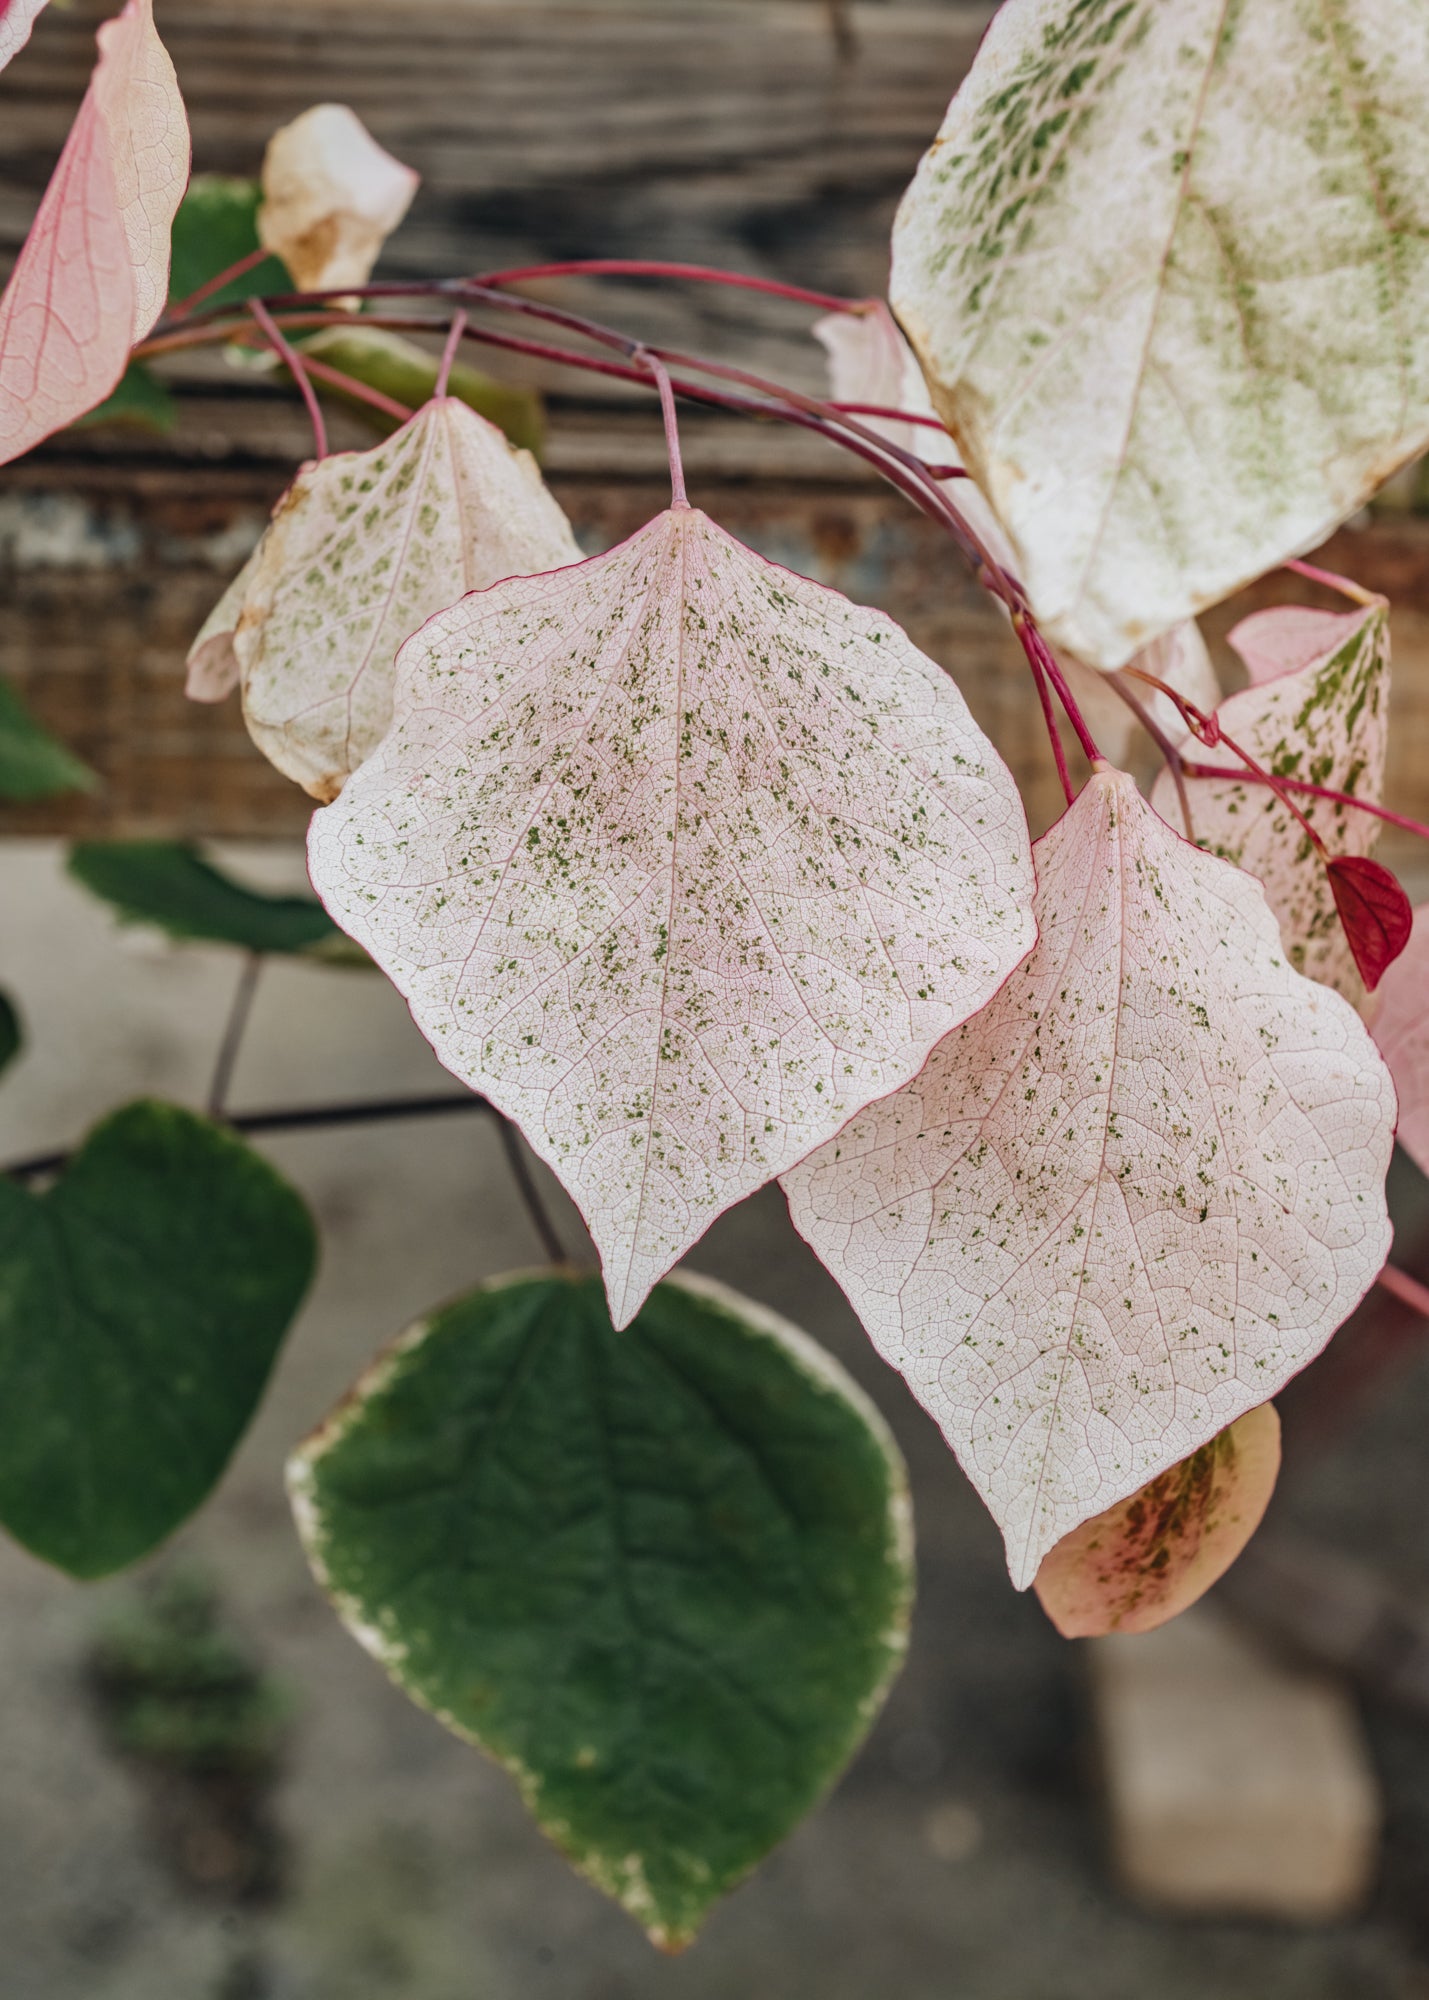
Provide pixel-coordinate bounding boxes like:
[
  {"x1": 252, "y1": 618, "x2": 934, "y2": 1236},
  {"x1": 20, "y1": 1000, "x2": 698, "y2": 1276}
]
[{"x1": 5, "y1": 0, "x2": 1429, "y2": 1948}]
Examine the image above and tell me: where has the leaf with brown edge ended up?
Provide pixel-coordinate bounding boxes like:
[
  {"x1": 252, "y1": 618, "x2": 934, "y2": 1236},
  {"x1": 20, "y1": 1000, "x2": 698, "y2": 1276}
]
[
  {"x1": 234, "y1": 397, "x2": 580, "y2": 799},
  {"x1": 1369, "y1": 903, "x2": 1429, "y2": 1177},
  {"x1": 1034, "y1": 1404, "x2": 1281, "y2": 1639},
  {"x1": 308, "y1": 506, "x2": 1036, "y2": 1330},
  {"x1": 783, "y1": 771, "x2": 1394, "y2": 1588},
  {"x1": 1151, "y1": 599, "x2": 1390, "y2": 999},
  {"x1": 1327, "y1": 856, "x2": 1413, "y2": 992},
  {"x1": 0, "y1": 0, "x2": 189, "y2": 467}
]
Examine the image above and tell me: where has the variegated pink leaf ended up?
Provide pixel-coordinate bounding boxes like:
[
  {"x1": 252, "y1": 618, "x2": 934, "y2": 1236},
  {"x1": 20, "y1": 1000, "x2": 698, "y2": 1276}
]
[
  {"x1": 1150, "y1": 600, "x2": 1390, "y2": 998},
  {"x1": 1033, "y1": 1403, "x2": 1281, "y2": 1639},
  {"x1": 1370, "y1": 903, "x2": 1429, "y2": 1177},
  {"x1": 308, "y1": 506, "x2": 1036, "y2": 1329},
  {"x1": 235, "y1": 398, "x2": 580, "y2": 799},
  {"x1": 784, "y1": 771, "x2": 1394, "y2": 1588},
  {"x1": 1229, "y1": 604, "x2": 1370, "y2": 689},
  {"x1": 0, "y1": 0, "x2": 189, "y2": 466},
  {"x1": 0, "y1": 0, "x2": 49, "y2": 75}
]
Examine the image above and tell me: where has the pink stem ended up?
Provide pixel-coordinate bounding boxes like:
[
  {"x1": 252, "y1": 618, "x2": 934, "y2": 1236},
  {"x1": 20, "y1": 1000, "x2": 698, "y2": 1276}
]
[
  {"x1": 248, "y1": 299, "x2": 327, "y2": 459},
  {"x1": 1181, "y1": 761, "x2": 1429, "y2": 845},
  {"x1": 827, "y1": 402, "x2": 951, "y2": 432},
  {"x1": 168, "y1": 245, "x2": 269, "y2": 321},
  {"x1": 435, "y1": 311, "x2": 467, "y2": 399},
  {"x1": 1285, "y1": 557, "x2": 1379, "y2": 605},
  {"x1": 296, "y1": 352, "x2": 413, "y2": 424},
  {"x1": 1377, "y1": 1263, "x2": 1429, "y2": 1319},
  {"x1": 470, "y1": 257, "x2": 859, "y2": 314},
  {"x1": 1027, "y1": 644, "x2": 1075, "y2": 805},
  {"x1": 642, "y1": 352, "x2": 688, "y2": 508}
]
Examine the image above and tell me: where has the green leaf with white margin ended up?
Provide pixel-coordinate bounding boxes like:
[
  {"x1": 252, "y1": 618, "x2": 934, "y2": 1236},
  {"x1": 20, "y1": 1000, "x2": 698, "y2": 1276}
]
[
  {"x1": 0, "y1": 991, "x2": 20, "y2": 1078},
  {"x1": 0, "y1": 1101, "x2": 317, "y2": 1578},
  {"x1": 1150, "y1": 598, "x2": 1389, "y2": 999},
  {"x1": 0, "y1": 679, "x2": 96, "y2": 798},
  {"x1": 288, "y1": 1268, "x2": 913, "y2": 1949},
  {"x1": 891, "y1": 0, "x2": 1429, "y2": 668},
  {"x1": 67, "y1": 840, "x2": 366, "y2": 963}
]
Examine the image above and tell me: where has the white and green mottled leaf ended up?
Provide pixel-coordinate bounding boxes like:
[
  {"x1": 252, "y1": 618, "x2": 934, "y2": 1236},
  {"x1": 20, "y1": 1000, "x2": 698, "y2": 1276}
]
[
  {"x1": 234, "y1": 397, "x2": 580, "y2": 799},
  {"x1": 308, "y1": 506, "x2": 1036, "y2": 1328},
  {"x1": 1150, "y1": 599, "x2": 1390, "y2": 998},
  {"x1": 784, "y1": 772, "x2": 1394, "y2": 1587},
  {"x1": 891, "y1": 0, "x2": 1429, "y2": 667}
]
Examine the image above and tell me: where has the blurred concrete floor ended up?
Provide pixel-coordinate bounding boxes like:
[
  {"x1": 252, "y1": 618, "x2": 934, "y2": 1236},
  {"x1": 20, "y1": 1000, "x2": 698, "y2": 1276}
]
[{"x1": 3, "y1": 840, "x2": 1429, "y2": 2000}]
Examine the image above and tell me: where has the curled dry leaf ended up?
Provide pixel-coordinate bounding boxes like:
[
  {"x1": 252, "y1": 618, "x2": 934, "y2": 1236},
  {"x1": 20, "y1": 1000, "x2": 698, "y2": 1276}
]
[
  {"x1": 891, "y1": 0, "x2": 1429, "y2": 669},
  {"x1": 1150, "y1": 601, "x2": 1390, "y2": 999},
  {"x1": 309, "y1": 506, "x2": 1036, "y2": 1329},
  {"x1": 1369, "y1": 903, "x2": 1429, "y2": 1177},
  {"x1": 0, "y1": 0, "x2": 189, "y2": 467},
  {"x1": 1033, "y1": 1403, "x2": 1282, "y2": 1639},
  {"x1": 184, "y1": 546, "x2": 260, "y2": 703},
  {"x1": 1326, "y1": 855, "x2": 1413, "y2": 992},
  {"x1": 784, "y1": 771, "x2": 1395, "y2": 1588},
  {"x1": 0, "y1": 0, "x2": 48, "y2": 75},
  {"x1": 258, "y1": 103, "x2": 418, "y2": 294},
  {"x1": 234, "y1": 396, "x2": 580, "y2": 798}
]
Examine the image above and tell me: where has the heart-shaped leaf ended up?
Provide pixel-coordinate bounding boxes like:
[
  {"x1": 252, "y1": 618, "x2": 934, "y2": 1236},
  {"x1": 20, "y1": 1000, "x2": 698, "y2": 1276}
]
[
  {"x1": 0, "y1": 0, "x2": 190, "y2": 466},
  {"x1": 308, "y1": 506, "x2": 1036, "y2": 1328},
  {"x1": 0, "y1": 678, "x2": 96, "y2": 798},
  {"x1": 233, "y1": 396, "x2": 580, "y2": 800},
  {"x1": 1033, "y1": 1403, "x2": 1281, "y2": 1639},
  {"x1": 1151, "y1": 600, "x2": 1390, "y2": 997},
  {"x1": 0, "y1": 991, "x2": 20, "y2": 1079},
  {"x1": 66, "y1": 840, "x2": 361, "y2": 962},
  {"x1": 0, "y1": 0, "x2": 47, "y2": 77},
  {"x1": 1327, "y1": 855, "x2": 1413, "y2": 991},
  {"x1": 891, "y1": 0, "x2": 1429, "y2": 667},
  {"x1": 0, "y1": 1101, "x2": 316, "y2": 1577},
  {"x1": 1369, "y1": 902, "x2": 1429, "y2": 1177},
  {"x1": 288, "y1": 1268, "x2": 912, "y2": 1949},
  {"x1": 784, "y1": 771, "x2": 1394, "y2": 1587}
]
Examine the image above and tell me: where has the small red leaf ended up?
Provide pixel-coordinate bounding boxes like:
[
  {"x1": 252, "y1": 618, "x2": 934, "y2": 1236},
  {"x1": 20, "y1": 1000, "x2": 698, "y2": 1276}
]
[{"x1": 1327, "y1": 854, "x2": 1413, "y2": 990}]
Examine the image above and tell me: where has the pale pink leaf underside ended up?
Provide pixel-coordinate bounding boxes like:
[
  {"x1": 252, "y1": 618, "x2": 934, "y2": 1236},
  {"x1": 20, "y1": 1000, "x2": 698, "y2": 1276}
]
[
  {"x1": 784, "y1": 772, "x2": 1394, "y2": 1588},
  {"x1": 0, "y1": 0, "x2": 189, "y2": 467},
  {"x1": 1151, "y1": 601, "x2": 1390, "y2": 999},
  {"x1": 1033, "y1": 1402, "x2": 1281, "y2": 1638},
  {"x1": 235, "y1": 397, "x2": 580, "y2": 799},
  {"x1": 308, "y1": 506, "x2": 1036, "y2": 1328},
  {"x1": 1369, "y1": 902, "x2": 1429, "y2": 1178},
  {"x1": 1228, "y1": 604, "x2": 1369, "y2": 688},
  {"x1": 0, "y1": 0, "x2": 48, "y2": 76}
]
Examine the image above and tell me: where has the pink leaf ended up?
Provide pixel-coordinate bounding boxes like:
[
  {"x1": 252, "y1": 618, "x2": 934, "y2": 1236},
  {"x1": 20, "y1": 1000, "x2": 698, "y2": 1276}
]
[
  {"x1": 1228, "y1": 605, "x2": 1369, "y2": 688},
  {"x1": 784, "y1": 771, "x2": 1394, "y2": 1588},
  {"x1": 308, "y1": 507, "x2": 1036, "y2": 1328},
  {"x1": 0, "y1": 0, "x2": 49, "y2": 76},
  {"x1": 1033, "y1": 1403, "x2": 1281, "y2": 1639},
  {"x1": 1326, "y1": 854, "x2": 1413, "y2": 991},
  {"x1": 0, "y1": 0, "x2": 189, "y2": 467},
  {"x1": 1369, "y1": 903, "x2": 1429, "y2": 1177},
  {"x1": 1151, "y1": 597, "x2": 1390, "y2": 997}
]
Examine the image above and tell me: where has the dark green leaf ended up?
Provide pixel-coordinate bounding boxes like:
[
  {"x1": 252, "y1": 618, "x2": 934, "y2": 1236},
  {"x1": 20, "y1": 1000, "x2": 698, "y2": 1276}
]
[
  {"x1": 297, "y1": 325, "x2": 546, "y2": 454},
  {"x1": 68, "y1": 361, "x2": 176, "y2": 436},
  {"x1": 289, "y1": 1269, "x2": 912, "y2": 1948},
  {"x1": 0, "y1": 992, "x2": 19, "y2": 1079},
  {"x1": 0, "y1": 680, "x2": 97, "y2": 799},
  {"x1": 0, "y1": 1101, "x2": 317, "y2": 1577},
  {"x1": 67, "y1": 842, "x2": 364, "y2": 962},
  {"x1": 168, "y1": 175, "x2": 289, "y2": 312}
]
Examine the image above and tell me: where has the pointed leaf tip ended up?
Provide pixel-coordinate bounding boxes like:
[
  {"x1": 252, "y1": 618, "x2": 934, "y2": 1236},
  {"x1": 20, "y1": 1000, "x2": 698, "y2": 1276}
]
[
  {"x1": 1034, "y1": 1404, "x2": 1281, "y2": 1639},
  {"x1": 785, "y1": 770, "x2": 1395, "y2": 1587},
  {"x1": 0, "y1": 0, "x2": 189, "y2": 466},
  {"x1": 1327, "y1": 855, "x2": 1413, "y2": 991},
  {"x1": 308, "y1": 506, "x2": 1036, "y2": 1328}
]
